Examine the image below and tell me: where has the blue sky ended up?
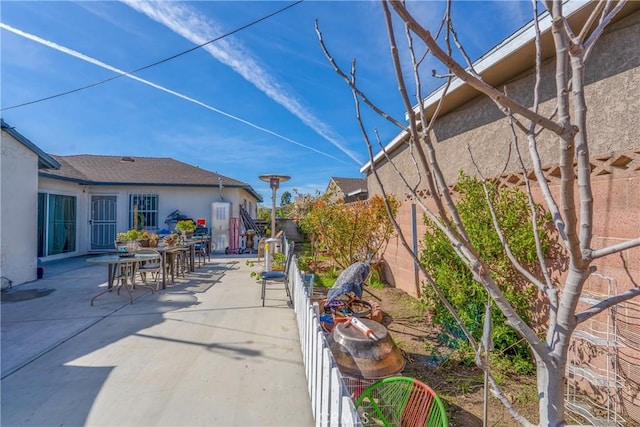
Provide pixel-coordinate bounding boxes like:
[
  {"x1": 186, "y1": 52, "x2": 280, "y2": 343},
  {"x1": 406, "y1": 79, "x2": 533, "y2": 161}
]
[{"x1": 1, "y1": 0, "x2": 533, "y2": 204}]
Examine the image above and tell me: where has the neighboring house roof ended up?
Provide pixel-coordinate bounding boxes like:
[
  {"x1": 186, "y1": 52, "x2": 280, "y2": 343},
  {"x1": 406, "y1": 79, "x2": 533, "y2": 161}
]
[
  {"x1": 361, "y1": 0, "x2": 640, "y2": 172},
  {"x1": 1, "y1": 119, "x2": 60, "y2": 170},
  {"x1": 40, "y1": 154, "x2": 263, "y2": 202},
  {"x1": 327, "y1": 177, "x2": 368, "y2": 197}
]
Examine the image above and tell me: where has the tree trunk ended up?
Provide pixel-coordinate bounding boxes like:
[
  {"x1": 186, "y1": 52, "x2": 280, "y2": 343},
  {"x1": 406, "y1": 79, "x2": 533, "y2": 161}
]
[{"x1": 537, "y1": 358, "x2": 566, "y2": 427}]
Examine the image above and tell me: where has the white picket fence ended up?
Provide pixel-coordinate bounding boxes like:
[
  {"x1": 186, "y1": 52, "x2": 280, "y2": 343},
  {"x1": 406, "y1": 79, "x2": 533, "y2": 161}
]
[{"x1": 288, "y1": 249, "x2": 363, "y2": 427}]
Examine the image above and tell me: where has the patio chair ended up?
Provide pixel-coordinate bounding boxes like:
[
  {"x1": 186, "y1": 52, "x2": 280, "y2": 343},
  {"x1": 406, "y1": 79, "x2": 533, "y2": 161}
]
[
  {"x1": 355, "y1": 376, "x2": 448, "y2": 427},
  {"x1": 135, "y1": 248, "x2": 162, "y2": 291},
  {"x1": 193, "y1": 235, "x2": 209, "y2": 267},
  {"x1": 260, "y1": 241, "x2": 294, "y2": 307}
]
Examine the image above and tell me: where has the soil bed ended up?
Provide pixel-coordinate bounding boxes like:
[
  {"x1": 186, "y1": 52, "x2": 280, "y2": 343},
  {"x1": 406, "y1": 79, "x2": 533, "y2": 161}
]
[{"x1": 315, "y1": 284, "x2": 539, "y2": 426}]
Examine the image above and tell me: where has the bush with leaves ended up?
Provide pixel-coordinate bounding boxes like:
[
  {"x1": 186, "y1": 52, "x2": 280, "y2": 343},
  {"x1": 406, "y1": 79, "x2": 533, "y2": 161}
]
[
  {"x1": 420, "y1": 173, "x2": 553, "y2": 372},
  {"x1": 298, "y1": 194, "x2": 399, "y2": 269}
]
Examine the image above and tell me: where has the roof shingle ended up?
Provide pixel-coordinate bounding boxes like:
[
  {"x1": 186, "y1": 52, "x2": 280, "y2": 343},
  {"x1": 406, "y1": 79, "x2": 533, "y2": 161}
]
[{"x1": 40, "y1": 155, "x2": 262, "y2": 201}]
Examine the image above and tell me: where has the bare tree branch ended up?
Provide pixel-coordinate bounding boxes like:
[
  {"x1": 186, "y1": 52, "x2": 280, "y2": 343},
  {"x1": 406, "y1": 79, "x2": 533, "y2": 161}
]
[
  {"x1": 508, "y1": 116, "x2": 561, "y2": 343},
  {"x1": 381, "y1": 0, "x2": 468, "y2": 240},
  {"x1": 588, "y1": 237, "x2": 640, "y2": 260},
  {"x1": 488, "y1": 373, "x2": 535, "y2": 427},
  {"x1": 525, "y1": 132, "x2": 567, "y2": 246},
  {"x1": 529, "y1": 0, "x2": 543, "y2": 134},
  {"x1": 467, "y1": 147, "x2": 550, "y2": 296},
  {"x1": 390, "y1": 0, "x2": 573, "y2": 138},
  {"x1": 548, "y1": 2, "x2": 583, "y2": 267},
  {"x1": 584, "y1": 0, "x2": 627, "y2": 59},
  {"x1": 350, "y1": 61, "x2": 478, "y2": 340},
  {"x1": 576, "y1": 287, "x2": 640, "y2": 324},
  {"x1": 320, "y1": 1, "x2": 636, "y2": 424},
  {"x1": 577, "y1": 0, "x2": 607, "y2": 44},
  {"x1": 315, "y1": 21, "x2": 409, "y2": 132}
]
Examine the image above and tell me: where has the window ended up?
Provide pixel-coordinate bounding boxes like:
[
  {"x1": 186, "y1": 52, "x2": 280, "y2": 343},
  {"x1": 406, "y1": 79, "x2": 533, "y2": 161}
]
[
  {"x1": 129, "y1": 194, "x2": 158, "y2": 230},
  {"x1": 215, "y1": 204, "x2": 228, "y2": 221},
  {"x1": 37, "y1": 193, "x2": 77, "y2": 256}
]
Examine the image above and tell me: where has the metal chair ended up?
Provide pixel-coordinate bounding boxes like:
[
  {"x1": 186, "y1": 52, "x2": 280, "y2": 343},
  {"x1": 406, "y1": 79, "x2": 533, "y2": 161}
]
[
  {"x1": 135, "y1": 248, "x2": 162, "y2": 291},
  {"x1": 260, "y1": 241, "x2": 294, "y2": 307},
  {"x1": 355, "y1": 376, "x2": 448, "y2": 427},
  {"x1": 193, "y1": 235, "x2": 209, "y2": 267}
]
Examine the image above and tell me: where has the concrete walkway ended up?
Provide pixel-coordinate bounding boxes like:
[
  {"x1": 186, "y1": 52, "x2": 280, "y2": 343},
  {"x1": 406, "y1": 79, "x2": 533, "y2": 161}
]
[{"x1": 1, "y1": 254, "x2": 314, "y2": 426}]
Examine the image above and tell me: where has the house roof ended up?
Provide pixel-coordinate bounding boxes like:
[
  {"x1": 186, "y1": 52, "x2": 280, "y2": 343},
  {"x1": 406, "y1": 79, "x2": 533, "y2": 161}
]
[
  {"x1": 328, "y1": 177, "x2": 368, "y2": 196},
  {"x1": 40, "y1": 154, "x2": 263, "y2": 202},
  {"x1": 361, "y1": 0, "x2": 640, "y2": 172},
  {"x1": 1, "y1": 119, "x2": 60, "y2": 170}
]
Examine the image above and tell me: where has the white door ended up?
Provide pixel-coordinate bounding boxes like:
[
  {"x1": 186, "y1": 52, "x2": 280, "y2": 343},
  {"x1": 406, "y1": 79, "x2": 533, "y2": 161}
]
[
  {"x1": 91, "y1": 195, "x2": 117, "y2": 250},
  {"x1": 211, "y1": 202, "x2": 230, "y2": 253}
]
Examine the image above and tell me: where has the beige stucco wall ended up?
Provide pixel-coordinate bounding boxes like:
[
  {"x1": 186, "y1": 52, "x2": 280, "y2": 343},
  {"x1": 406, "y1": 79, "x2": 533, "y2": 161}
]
[
  {"x1": 368, "y1": 9, "x2": 640, "y2": 298},
  {"x1": 0, "y1": 132, "x2": 39, "y2": 285},
  {"x1": 369, "y1": 9, "x2": 640, "y2": 197}
]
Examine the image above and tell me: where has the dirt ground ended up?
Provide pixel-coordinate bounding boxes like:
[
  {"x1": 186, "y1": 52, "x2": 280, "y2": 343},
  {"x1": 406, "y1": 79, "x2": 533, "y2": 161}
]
[{"x1": 316, "y1": 284, "x2": 540, "y2": 426}]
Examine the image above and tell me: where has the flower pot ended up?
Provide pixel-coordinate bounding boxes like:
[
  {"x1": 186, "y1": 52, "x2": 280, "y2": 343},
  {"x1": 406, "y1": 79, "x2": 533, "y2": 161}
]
[
  {"x1": 115, "y1": 240, "x2": 138, "y2": 257},
  {"x1": 138, "y1": 239, "x2": 150, "y2": 248}
]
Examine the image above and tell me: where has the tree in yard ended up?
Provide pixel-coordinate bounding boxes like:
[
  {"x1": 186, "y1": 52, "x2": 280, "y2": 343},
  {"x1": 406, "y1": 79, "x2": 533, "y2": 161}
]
[
  {"x1": 280, "y1": 191, "x2": 292, "y2": 207},
  {"x1": 317, "y1": 1, "x2": 640, "y2": 426},
  {"x1": 257, "y1": 206, "x2": 271, "y2": 223},
  {"x1": 297, "y1": 194, "x2": 400, "y2": 270}
]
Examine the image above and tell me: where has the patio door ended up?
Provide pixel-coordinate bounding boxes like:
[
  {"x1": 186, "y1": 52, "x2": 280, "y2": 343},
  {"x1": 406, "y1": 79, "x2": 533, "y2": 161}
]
[{"x1": 90, "y1": 195, "x2": 117, "y2": 251}]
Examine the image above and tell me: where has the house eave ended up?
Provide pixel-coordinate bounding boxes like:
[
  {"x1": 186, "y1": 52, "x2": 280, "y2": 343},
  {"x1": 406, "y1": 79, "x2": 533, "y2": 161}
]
[
  {"x1": 37, "y1": 172, "x2": 264, "y2": 202},
  {"x1": 361, "y1": 0, "x2": 638, "y2": 173},
  {"x1": 1, "y1": 119, "x2": 60, "y2": 170}
]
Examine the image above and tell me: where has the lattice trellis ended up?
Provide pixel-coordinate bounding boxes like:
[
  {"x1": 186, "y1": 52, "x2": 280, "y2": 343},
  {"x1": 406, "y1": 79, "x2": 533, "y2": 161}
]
[{"x1": 402, "y1": 149, "x2": 640, "y2": 201}]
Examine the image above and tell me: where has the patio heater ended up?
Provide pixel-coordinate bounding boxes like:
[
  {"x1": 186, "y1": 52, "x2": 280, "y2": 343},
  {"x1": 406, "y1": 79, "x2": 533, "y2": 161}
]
[{"x1": 259, "y1": 174, "x2": 290, "y2": 238}]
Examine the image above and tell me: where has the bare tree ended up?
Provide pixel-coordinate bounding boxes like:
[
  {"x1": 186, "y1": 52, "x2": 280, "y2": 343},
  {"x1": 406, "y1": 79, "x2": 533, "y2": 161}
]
[{"x1": 317, "y1": 0, "x2": 640, "y2": 425}]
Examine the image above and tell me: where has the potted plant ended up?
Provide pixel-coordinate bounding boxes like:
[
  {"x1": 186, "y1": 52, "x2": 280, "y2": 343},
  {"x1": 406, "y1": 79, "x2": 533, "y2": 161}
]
[
  {"x1": 163, "y1": 233, "x2": 179, "y2": 247},
  {"x1": 137, "y1": 229, "x2": 151, "y2": 247},
  {"x1": 115, "y1": 229, "x2": 141, "y2": 256},
  {"x1": 175, "y1": 220, "x2": 196, "y2": 239},
  {"x1": 116, "y1": 229, "x2": 141, "y2": 242},
  {"x1": 148, "y1": 232, "x2": 160, "y2": 248}
]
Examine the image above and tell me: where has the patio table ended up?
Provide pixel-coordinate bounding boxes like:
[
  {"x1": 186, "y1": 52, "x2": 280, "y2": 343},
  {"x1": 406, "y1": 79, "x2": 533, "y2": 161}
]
[
  {"x1": 154, "y1": 246, "x2": 181, "y2": 289},
  {"x1": 87, "y1": 253, "x2": 160, "y2": 305}
]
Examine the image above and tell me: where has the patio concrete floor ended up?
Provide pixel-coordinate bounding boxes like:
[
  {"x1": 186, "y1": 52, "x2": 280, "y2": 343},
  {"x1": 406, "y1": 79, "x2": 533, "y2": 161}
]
[{"x1": 1, "y1": 254, "x2": 314, "y2": 426}]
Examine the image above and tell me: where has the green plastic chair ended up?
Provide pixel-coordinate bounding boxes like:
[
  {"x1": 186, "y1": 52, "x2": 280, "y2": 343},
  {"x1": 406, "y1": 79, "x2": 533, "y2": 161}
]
[{"x1": 355, "y1": 376, "x2": 449, "y2": 427}]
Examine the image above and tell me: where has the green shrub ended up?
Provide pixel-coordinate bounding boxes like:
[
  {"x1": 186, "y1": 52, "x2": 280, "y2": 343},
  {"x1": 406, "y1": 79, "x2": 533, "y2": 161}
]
[{"x1": 420, "y1": 172, "x2": 552, "y2": 372}]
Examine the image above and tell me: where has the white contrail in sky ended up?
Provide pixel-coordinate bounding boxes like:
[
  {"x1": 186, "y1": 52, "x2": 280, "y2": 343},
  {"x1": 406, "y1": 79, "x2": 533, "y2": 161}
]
[
  {"x1": 0, "y1": 22, "x2": 348, "y2": 163},
  {"x1": 121, "y1": 0, "x2": 364, "y2": 165}
]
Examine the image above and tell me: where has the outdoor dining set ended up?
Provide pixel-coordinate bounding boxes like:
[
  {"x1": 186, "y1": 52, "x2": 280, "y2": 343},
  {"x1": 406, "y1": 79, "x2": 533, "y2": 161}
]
[{"x1": 87, "y1": 235, "x2": 211, "y2": 305}]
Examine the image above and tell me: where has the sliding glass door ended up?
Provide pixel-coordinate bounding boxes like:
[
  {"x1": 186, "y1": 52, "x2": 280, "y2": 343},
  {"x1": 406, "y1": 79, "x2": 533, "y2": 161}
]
[{"x1": 37, "y1": 192, "x2": 77, "y2": 257}]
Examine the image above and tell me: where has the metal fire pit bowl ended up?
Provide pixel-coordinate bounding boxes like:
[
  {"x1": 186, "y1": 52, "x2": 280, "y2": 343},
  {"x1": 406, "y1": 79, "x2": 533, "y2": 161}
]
[{"x1": 328, "y1": 318, "x2": 405, "y2": 379}]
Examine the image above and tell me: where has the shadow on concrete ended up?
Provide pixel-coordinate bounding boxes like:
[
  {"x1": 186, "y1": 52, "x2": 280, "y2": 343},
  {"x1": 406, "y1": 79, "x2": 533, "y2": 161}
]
[{"x1": 0, "y1": 255, "x2": 236, "y2": 426}]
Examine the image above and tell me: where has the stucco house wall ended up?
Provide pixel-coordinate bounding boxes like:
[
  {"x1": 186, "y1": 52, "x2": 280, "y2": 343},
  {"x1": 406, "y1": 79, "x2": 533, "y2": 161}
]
[
  {"x1": 34, "y1": 180, "x2": 260, "y2": 260},
  {"x1": 367, "y1": 7, "x2": 640, "y2": 299},
  {"x1": 0, "y1": 133, "x2": 40, "y2": 285},
  {"x1": 81, "y1": 184, "x2": 256, "y2": 235},
  {"x1": 364, "y1": 7, "x2": 640, "y2": 420},
  {"x1": 2, "y1": 122, "x2": 263, "y2": 275}
]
